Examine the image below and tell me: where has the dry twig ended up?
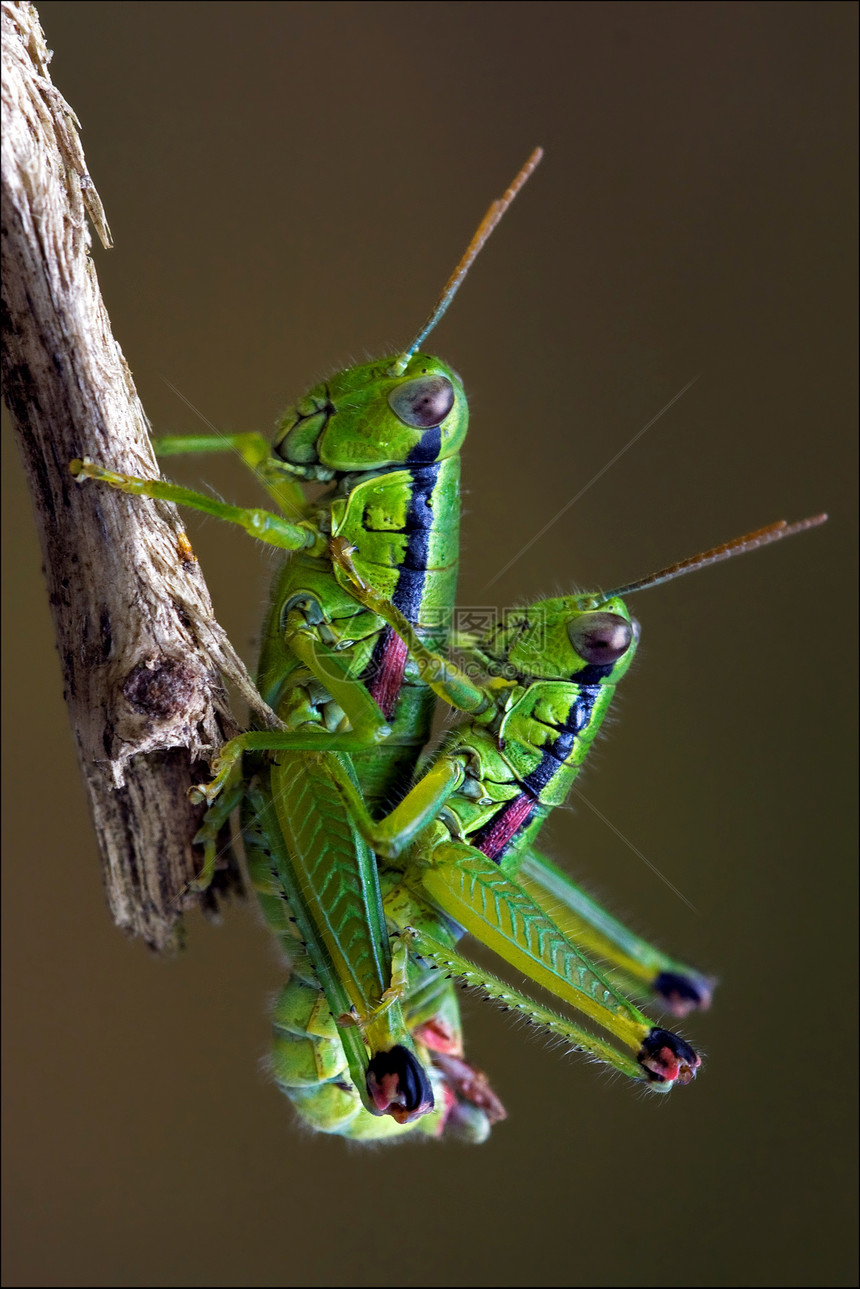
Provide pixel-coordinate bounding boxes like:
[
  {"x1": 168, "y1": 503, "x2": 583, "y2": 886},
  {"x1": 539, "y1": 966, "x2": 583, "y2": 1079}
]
[{"x1": 1, "y1": 1, "x2": 277, "y2": 948}]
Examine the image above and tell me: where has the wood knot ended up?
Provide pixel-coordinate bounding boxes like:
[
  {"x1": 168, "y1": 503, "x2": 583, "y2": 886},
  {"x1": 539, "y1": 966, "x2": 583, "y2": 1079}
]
[{"x1": 122, "y1": 658, "x2": 200, "y2": 720}]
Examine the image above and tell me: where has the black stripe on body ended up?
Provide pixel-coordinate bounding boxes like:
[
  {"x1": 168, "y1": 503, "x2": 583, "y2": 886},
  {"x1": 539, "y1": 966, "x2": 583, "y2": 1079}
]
[
  {"x1": 472, "y1": 684, "x2": 605, "y2": 862},
  {"x1": 521, "y1": 685, "x2": 601, "y2": 796},
  {"x1": 571, "y1": 661, "x2": 616, "y2": 686},
  {"x1": 391, "y1": 457, "x2": 442, "y2": 617},
  {"x1": 364, "y1": 456, "x2": 442, "y2": 696},
  {"x1": 405, "y1": 425, "x2": 442, "y2": 466}
]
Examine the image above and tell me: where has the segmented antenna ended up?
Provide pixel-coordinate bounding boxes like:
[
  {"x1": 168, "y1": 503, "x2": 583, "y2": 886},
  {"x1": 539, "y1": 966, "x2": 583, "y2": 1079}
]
[
  {"x1": 605, "y1": 514, "x2": 828, "y2": 599},
  {"x1": 389, "y1": 147, "x2": 543, "y2": 377}
]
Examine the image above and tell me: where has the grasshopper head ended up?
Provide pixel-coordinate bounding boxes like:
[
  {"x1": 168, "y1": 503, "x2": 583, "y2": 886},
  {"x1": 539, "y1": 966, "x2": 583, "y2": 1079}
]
[
  {"x1": 483, "y1": 594, "x2": 639, "y2": 688},
  {"x1": 273, "y1": 354, "x2": 467, "y2": 476},
  {"x1": 271, "y1": 150, "x2": 544, "y2": 482}
]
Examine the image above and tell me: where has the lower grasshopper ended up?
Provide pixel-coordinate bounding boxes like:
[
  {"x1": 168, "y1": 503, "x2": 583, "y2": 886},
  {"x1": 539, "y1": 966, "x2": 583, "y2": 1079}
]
[
  {"x1": 259, "y1": 514, "x2": 824, "y2": 1136},
  {"x1": 179, "y1": 514, "x2": 821, "y2": 1141}
]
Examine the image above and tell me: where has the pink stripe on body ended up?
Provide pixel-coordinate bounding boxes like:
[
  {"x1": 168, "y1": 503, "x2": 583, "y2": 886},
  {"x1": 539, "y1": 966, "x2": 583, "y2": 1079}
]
[{"x1": 475, "y1": 793, "x2": 535, "y2": 860}]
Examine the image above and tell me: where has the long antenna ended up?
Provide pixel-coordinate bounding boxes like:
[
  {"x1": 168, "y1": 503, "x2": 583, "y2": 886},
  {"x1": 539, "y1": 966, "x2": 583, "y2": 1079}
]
[
  {"x1": 604, "y1": 514, "x2": 828, "y2": 599},
  {"x1": 389, "y1": 147, "x2": 543, "y2": 377}
]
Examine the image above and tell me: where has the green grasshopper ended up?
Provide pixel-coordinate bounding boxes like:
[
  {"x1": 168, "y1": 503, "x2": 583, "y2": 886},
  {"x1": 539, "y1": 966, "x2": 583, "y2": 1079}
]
[
  {"x1": 299, "y1": 513, "x2": 827, "y2": 1128},
  {"x1": 200, "y1": 516, "x2": 827, "y2": 1144},
  {"x1": 70, "y1": 152, "x2": 543, "y2": 1135}
]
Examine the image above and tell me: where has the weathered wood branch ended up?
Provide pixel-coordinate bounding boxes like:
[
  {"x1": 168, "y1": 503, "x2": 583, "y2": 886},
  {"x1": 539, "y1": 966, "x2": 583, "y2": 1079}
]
[{"x1": 1, "y1": 1, "x2": 276, "y2": 949}]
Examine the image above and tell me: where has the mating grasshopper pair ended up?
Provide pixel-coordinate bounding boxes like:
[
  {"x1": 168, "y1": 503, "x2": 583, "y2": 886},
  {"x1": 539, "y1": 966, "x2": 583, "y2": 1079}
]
[{"x1": 72, "y1": 151, "x2": 825, "y2": 1141}]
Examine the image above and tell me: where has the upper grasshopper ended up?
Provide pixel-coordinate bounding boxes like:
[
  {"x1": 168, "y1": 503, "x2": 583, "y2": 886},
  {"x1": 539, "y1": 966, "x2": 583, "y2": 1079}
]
[{"x1": 71, "y1": 152, "x2": 543, "y2": 1131}]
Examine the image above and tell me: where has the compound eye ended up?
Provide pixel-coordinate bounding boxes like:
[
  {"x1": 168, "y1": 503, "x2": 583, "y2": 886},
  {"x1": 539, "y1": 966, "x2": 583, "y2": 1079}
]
[
  {"x1": 388, "y1": 375, "x2": 455, "y2": 428},
  {"x1": 568, "y1": 612, "x2": 634, "y2": 666}
]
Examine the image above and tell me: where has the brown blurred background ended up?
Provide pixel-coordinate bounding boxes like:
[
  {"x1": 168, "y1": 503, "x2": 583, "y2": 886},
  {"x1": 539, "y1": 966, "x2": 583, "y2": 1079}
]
[{"x1": 3, "y1": 3, "x2": 857, "y2": 1285}]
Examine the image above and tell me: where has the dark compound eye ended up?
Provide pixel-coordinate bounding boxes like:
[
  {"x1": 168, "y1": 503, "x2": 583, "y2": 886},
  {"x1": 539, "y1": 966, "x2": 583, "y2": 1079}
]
[
  {"x1": 568, "y1": 612, "x2": 634, "y2": 666},
  {"x1": 388, "y1": 375, "x2": 455, "y2": 429}
]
